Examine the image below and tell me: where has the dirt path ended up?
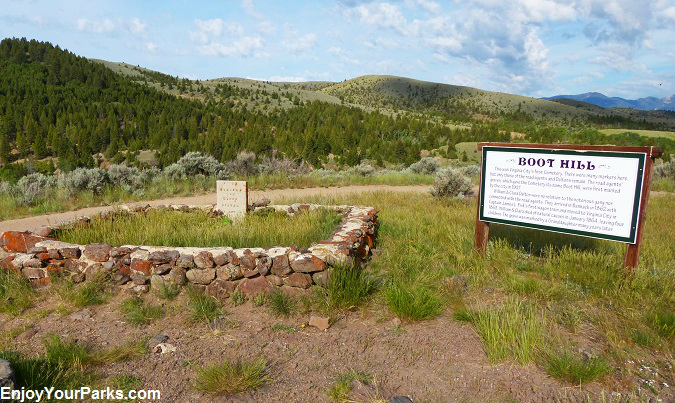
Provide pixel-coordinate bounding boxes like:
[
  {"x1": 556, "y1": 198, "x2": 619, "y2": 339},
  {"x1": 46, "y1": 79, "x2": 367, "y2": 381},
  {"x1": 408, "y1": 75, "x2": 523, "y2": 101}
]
[{"x1": 0, "y1": 184, "x2": 431, "y2": 233}]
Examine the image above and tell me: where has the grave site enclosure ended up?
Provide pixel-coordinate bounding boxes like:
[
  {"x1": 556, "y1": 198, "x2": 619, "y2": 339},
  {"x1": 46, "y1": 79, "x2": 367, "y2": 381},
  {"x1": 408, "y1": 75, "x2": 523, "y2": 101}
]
[{"x1": 0, "y1": 181, "x2": 378, "y2": 298}]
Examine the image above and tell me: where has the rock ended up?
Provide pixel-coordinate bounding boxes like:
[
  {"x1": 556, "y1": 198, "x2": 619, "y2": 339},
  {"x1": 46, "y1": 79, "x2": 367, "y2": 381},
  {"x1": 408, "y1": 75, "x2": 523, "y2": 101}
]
[
  {"x1": 130, "y1": 259, "x2": 151, "y2": 276},
  {"x1": 110, "y1": 246, "x2": 132, "y2": 258},
  {"x1": 167, "y1": 267, "x2": 187, "y2": 286},
  {"x1": 152, "y1": 263, "x2": 173, "y2": 275},
  {"x1": 130, "y1": 272, "x2": 148, "y2": 285},
  {"x1": 0, "y1": 231, "x2": 49, "y2": 253},
  {"x1": 206, "y1": 279, "x2": 237, "y2": 300},
  {"x1": 149, "y1": 250, "x2": 179, "y2": 265},
  {"x1": 111, "y1": 273, "x2": 130, "y2": 285},
  {"x1": 390, "y1": 317, "x2": 402, "y2": 328},
  {"x1": 153, "y1": 343, "x2": 176, "y2": 354},
  {"x1": 131, "y1": 284, "x2": 150, "y2": 294},
  {"x1": 22, "y1": 258, "x2": 44, "y2": 268},
  {"x1": 83, "y1": 243, "x2": 112, "y2": 262},
  {"x1": 240, "y1": 255, "x2": 256, "y2": 271},
  {"x1": 271, "y1": 254, "x2": 292, "y2": 276},
  {"x1": 213, "y1": 253, "x2": 229, "y2": 266},
  {"x1": 22, "y1": 267, "x2": 46, "y2": 278},
  {"x1": 59, "y1": 247, "x2": 81, "y2": 259},
  {"x1": 150, "y1": 274, "x2": 166, "y2": 290},
  {"x1": 176, "y1": 254, "x2": 195, "y2": 269},
  {"x1": 290, "y1": 253, "x2": 326, "y2": 273},
  {"x1": 256, "y1": 255, "x2": 271, "y2": 276},
  {"x1": 84, "y1": 264, "x2": 105, "y2": 281},
  {"x1": 68, "y1": 309, "x2": 92, "y2": 321},
  {"x1": 193, "y1": 252, "x2": 215, "y2": 269},
  {"x1": 284, "y1": 273, "x2": 313, "y2": 289},
  {"x1": 312, "y1": 270, "x2": 331, "y2": 288},
  {"x1": 0, "y1": 358, "x2": 16, "y2": 390},
  {"x1": 389, "y1": 397, "x2": 413, "y2": 403},
  {"x1": 237, "y1": 276, "x2": 273, "y2": 297},
  {"x1": 186, "y1": 268, "x2": 216, "y2": 285},
  {"x1": 309, "y1": 315, "x2": 330, "y2": 331},
  {"x1": 148, "y1": 334, "x2": 169, "y2": 348},
  {"x1": 243, "y1": 267, "x2": 259, "y2": 278},
  {"x1": 281, "y1": 285, "x2": 311, "y2": 298},
  {"x1": 216, "y1": 264, "x2": 243, "y2": 281},
  {"x1": 250, "y1": 198, "x2": 271, "y2": 208},
  {"x1": 27, "y1": 246, "x2": 47, "y2": 254},
  {"x1": 266, "y1": 275, "x2": 284, "y2": 286},
  {"x1": 31, "y1": 226, "x2": 53, "y2": 238}
]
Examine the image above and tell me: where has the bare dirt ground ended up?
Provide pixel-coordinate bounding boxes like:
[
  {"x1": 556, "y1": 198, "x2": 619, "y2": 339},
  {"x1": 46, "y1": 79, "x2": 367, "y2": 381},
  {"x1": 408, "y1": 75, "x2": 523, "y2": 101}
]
[
  {"x1": 0, "y1": 185, "x2": 430, "y2": 234},
  {"x1": 1, "y1": 290, "x2": 604, "y2": 402}
]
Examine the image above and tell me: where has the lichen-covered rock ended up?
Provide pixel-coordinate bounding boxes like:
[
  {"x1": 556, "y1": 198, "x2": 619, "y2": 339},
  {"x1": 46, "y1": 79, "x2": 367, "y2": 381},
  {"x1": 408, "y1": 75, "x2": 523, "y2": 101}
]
[
  {"x1": 149, "y1": 250, "x2": 180, "y2": 265},
  {"x1": 1, "y1": 231, "x2": 50, "y2": 253},
  {"x1": 213, "y1": 253, "x2": 229, "y2": 266},
  {"x1": 176, "y1": 254, "x2": 195, "y2": 269},
  {"x1": 152, "y1": 263, "x2": 173, "y2": 275},
  {"x1": 130, "y1": 259, "x2": 151, "y2": 276},
  {"x1": 237, "y1": 276, "x2": 273, "y2": 297},
  {"x1": 59, "y1": 247, "x2": 81, "y2": 259},
  {"x1": 186, "y1": 268, "x2": 216, "y2": 285},
  {"x1": 271, "y1": 254, "x2": 291, "y2": 276},
  {"x1": 312, "y1": 270, "x2": 331, "y2": 288},
  {"x1": 130, "y1": 272, "x2": 148, "y2": 285},
  {"x1": 83, "y1": 243, "x2": 112, "y2": 262},
  {"x1": 0, "y1": 358, "x2": 16, "y2": 390},
  {"x1": 284, "y1": 272, "x2": 313, "y2": 289},
  {"x1": 194, "y1": 252, "x2": 215, "y2": 269},
  {"x1": 240, "y1": 255, "x2": 256, "y2": 271},
  {"x1": 216, "y1": 264, "x2": 243, "y2": 281},
  {"x1": 22, "y1": 267, "x2": 47, "y2": 279},
  {"x1": 167, "y1": 266, "x2": 187, "y2": 286},
  {"x1": 150, "y1": 274, "x2": 166, "y2": 290},
  {"x1": 290, "y1": 253, "x2": 326, "y2": 273},
  {"x1": 266, "y1": 275, "x2": 283, "y2": 286},
  {"x1": 110, "y1": 246, "x2": 132, "y2": 258},
  {"x1": 206, "y1": 279, "x2": 237, "y2": 300},
  {"x1": 256, "y1": 255, "x2": 271, "y2": 276}
]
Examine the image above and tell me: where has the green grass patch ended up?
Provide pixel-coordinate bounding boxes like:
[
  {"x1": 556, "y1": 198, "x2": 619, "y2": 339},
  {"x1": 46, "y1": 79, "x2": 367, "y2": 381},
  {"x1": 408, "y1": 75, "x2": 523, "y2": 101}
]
[
  {"x1": 120, "y1": 296, "x2": 164, "y2": 326},
  {"x1": 52, "y1": 276, "x2": 111, "y2": 307},
  {"x1": 0, "y1": 269, "x2": 35, "y2": 315},
  {"x1": 545, "y1": 349, "x2": 613, "y2": 384},
  {"x1": 384, "y1": 282, "x2": 443, "y2": 321},
  {"x1": 268, "y1": 289, "x2": 297, "y2": 317},
  {"x1": 598, "y1": 128, "x2": 675, "y2": 141},
  {"x1": 327, "y1": 265, "x2": 376, "y2": 309},
  {"x1": 55, "y1": 208, "x2": 342, "y2": 249},
  {"x1": 326, "y1": 370, "x2": 373, "y2": 402},
  {"x1": 187, "y1": 288, "x2": 224, "y2": 323},
  {"x1": 193, "y1": 356, "x2": 271, "y2": 396},
  {"x1": 271, "y1": 323, "x2": 297, "y2": 333},
  {"x1": 154, "y1": 281, "x2": 181, "y2": 300},
  {"x1": 471, "y1": 300, "x2": 546, "y2": 364}
]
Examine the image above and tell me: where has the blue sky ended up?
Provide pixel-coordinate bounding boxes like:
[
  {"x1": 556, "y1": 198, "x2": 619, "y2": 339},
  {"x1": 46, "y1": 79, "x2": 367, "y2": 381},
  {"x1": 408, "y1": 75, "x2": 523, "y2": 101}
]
[{"x1": 1, "y1": 0, "x2": 674, "y2": 99}]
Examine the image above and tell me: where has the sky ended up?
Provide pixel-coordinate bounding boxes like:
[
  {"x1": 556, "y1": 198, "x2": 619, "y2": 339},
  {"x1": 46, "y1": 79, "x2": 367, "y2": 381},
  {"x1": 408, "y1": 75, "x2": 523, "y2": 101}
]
[{"x1": 1, "y1": 0, "x2": 674, "y2": 99}]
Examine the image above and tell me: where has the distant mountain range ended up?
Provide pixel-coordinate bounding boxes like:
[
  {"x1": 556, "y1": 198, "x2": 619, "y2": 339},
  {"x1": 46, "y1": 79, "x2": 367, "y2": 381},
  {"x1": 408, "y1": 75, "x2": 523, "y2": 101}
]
[{"x1": 543, "y1": 92, "x2": 675, "y2": 111}]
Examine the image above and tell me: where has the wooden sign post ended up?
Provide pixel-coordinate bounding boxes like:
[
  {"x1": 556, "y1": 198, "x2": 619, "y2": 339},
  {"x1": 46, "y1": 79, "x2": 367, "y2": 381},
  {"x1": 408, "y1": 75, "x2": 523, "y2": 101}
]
[{"x1": 474, "y1": 143, "x2": 662, "y2": 270}]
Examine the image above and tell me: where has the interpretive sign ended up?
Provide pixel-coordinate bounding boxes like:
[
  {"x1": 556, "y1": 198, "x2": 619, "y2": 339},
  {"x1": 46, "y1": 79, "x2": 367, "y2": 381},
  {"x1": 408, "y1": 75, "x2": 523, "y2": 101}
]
[
  {"x1": 474, "y1": 143, "x2": 662, "y2": 269},
  {"x1": 216, "y1": 180, "x2": 248, "y2": 220}
]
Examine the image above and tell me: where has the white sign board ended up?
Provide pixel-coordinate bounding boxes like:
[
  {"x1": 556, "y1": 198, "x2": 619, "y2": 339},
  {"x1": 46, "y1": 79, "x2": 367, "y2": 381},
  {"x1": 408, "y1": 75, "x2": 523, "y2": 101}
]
[
  {"x1": 479, "y1": 146, "x2": 646, "y2": 243},
  {"x1": 216, "y1": 180, "x2": 248, "y2": 220}
]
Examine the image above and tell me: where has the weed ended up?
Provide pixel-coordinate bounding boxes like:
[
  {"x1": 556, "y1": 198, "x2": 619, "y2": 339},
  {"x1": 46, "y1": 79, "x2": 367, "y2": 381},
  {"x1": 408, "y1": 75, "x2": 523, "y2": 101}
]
[
  {"x1": 268, "y1": 289, "x2": 297, "y2": 317},
  {"x1": 326, "y1": 370, "x2": 372, "y2": 401},
  {"x1": 109, "y1": 373, "x2": 143, "y2": 391},
  {"x1": 384, "y1": 282, "x2": 442, "y2": 321},
  {"x1": 231, "y1": 290, "x2": 246, "y2": 306},
  {"x1": 187, "y1": 288, "x2": 223, "y2": 323},
  {"x1": 327, "y1": 265, "x2": 376, "y2": 309},
  {"x1": 252, "y1": 293, "x2": 267, "y2": 307},
  {"x1": 44, "y1": 334, "x2": 92, "y2": 368},
  {"x1": 646, "y1": 309, "x2": 675, "y2": 339},
  {"x1": 453, "y1": 308, "x2": 474, "y2": 323},
  {"x1": 155, "y1": 282, "x2": 180, "y2": 300},
  {"x1": 53, "y1": 276, "x2": 110, "y2": 307},
  {"x1": 194, "y1": 356, "x2": 271, "y2": 395},
  {"x1": 545, "y1": 349, "x2": 613, "y2": 384},
  {"x1": 95, "y1": 340, "x2": 148, "y2": 363},
  {"x1": 120, "y1": 296, "x2": 164, "y2": 326},
  {"x1": 0, "y1": 269, "x2": 35, "y2": 315}
]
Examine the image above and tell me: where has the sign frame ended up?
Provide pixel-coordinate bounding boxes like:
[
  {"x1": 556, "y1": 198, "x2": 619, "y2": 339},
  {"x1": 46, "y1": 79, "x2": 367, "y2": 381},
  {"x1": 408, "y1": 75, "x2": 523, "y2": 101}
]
[{"x1": 474, "y1": 143, "x2": 662, "y2": 270}]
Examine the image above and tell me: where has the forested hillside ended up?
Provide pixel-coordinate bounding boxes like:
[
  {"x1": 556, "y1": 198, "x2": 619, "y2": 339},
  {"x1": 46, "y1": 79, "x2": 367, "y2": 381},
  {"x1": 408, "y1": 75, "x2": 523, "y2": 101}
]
[{"x1": 0, "y1": 38, "x2": 511, "y2": 173}]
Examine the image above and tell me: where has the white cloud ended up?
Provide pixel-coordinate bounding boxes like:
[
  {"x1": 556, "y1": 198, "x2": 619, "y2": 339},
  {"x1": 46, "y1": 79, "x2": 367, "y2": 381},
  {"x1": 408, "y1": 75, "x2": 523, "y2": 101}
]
[
  {"x1": 407, "y1": 0, "x2": 442, "y2": 14},
  {"x1": 191, "y1": 19, "x2": 245, "y2": 43},
  {"x1": 256, "y1": 20, "x2": 276, "y2": 34},
  {"x1": 199, "y1": 36, "x2": 264, "y2": 57},
  {"x1": 283, "y1": 33, "x2": 317, "y2": 52},
  {"x1": 144, "y1": 42, "x2": 157, "y2": 52},
  {"x1": 346, "y1": 2, "x2": 420, "y2": 36},
  {"x1": 249, "y1": 76, "x2": 308, "y2": 82},
  {"x1": 242, "y1": 0, "x2": 263, "y2": 19},
  {"x1": 76, "y1": 18, "x2": 116, "y2": 33},
  {"x1": 129, "y1": 17, "x2": 146, "y2": 34}
]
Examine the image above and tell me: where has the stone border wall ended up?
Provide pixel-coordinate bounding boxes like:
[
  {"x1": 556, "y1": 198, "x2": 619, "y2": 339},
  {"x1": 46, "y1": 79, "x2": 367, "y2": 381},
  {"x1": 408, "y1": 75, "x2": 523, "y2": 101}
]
[{"x1": 0, "y1": 203, "x2": 377, "y2": 299}]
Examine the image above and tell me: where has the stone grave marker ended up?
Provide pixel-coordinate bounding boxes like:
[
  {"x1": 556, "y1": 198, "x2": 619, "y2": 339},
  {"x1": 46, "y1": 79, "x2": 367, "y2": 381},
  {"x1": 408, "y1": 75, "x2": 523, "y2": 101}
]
[{"x1": 216, "y1": 180, "x2": 248, "y2": 220}]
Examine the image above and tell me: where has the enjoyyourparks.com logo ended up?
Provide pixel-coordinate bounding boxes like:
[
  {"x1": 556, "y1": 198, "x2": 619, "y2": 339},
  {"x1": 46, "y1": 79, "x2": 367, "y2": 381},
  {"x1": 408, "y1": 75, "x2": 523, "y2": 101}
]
[{"x1": 1, "y1": 386, "x2": 161, "y2": 402}]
